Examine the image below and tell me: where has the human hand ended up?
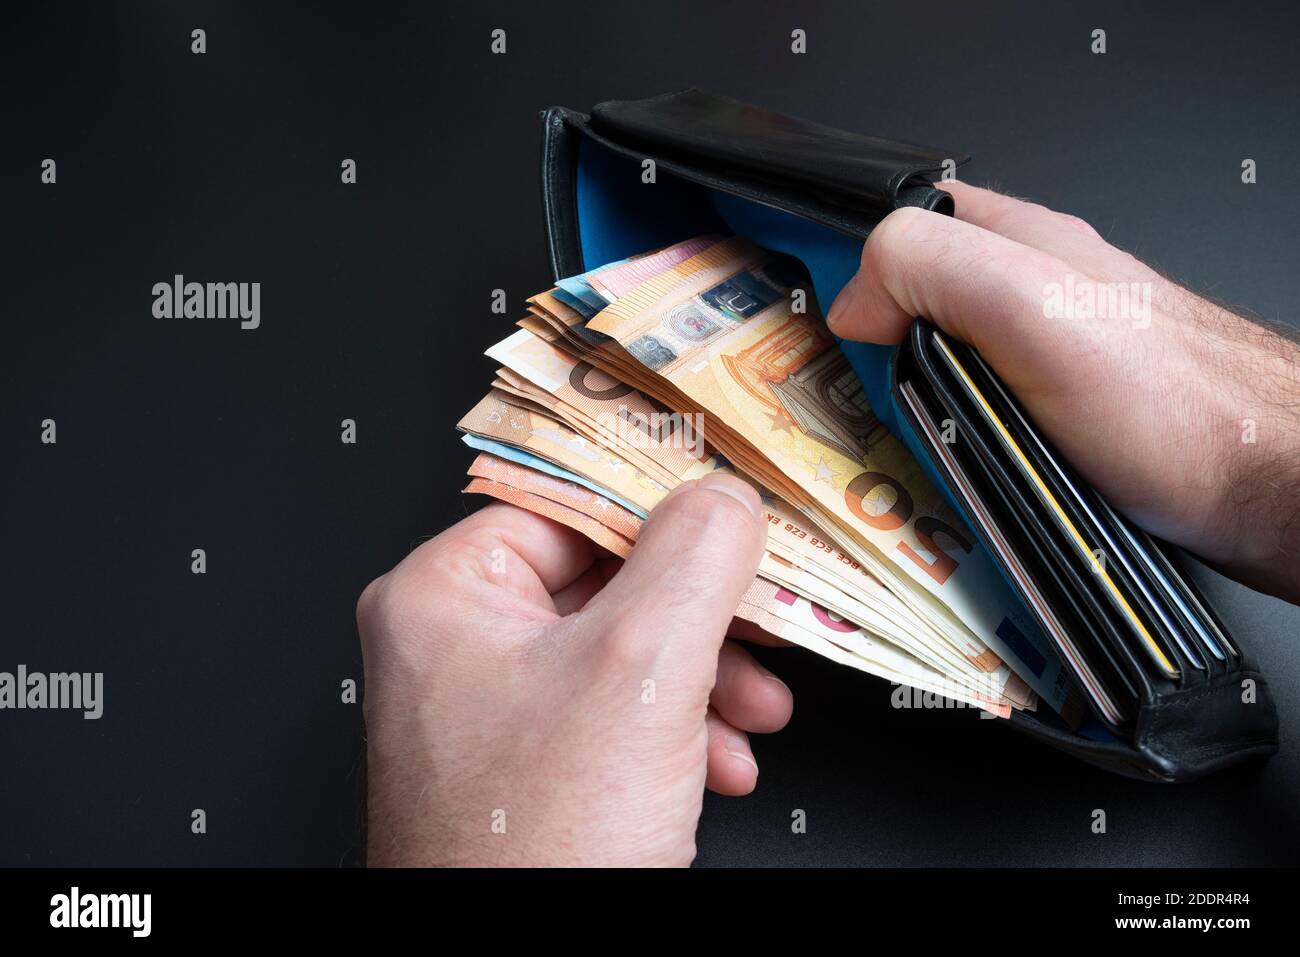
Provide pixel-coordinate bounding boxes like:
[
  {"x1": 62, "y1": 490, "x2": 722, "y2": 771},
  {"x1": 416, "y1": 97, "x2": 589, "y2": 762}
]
[
  {"x1": 357, "y1": 473, "x2": 793, "y2": 867},
  {"x1": 826, "y1": 182, "x2": 1300, "y2": 601}
]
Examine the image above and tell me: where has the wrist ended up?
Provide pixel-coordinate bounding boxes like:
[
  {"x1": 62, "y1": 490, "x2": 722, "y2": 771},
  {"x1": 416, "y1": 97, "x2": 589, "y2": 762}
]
[
  {"x1": 1206, "y1": 331, "x2": 1300, "y2": 600},
  {"x1": 1215, "y1": 417, "x2": 1300, "y2": 602}
]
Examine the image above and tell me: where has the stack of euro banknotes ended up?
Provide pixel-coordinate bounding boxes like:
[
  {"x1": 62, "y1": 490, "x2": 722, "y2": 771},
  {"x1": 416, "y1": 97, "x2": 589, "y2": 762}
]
[{"x1": 457, "y1": 235, "x2": 1081, "y2": 723}]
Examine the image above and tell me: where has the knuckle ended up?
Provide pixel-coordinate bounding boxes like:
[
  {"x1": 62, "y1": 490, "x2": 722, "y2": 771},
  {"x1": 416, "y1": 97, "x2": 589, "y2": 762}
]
[
  {"x1": 355, "y1": 574, "x2": 386, "y2": 628},
  {"x1": 984, "y1": 203, "x2": 1032, "y2": 236},
  {"x1": 428, "y1": 537, "x2": 491, "y2": 585},
  {"x1": 869, "y1": 206, "x2": 931, "y2": 257},
  {"x1": 355, "y1": 567, "x2": 436, "y2": 658},
  {"x1": 1055, "y1": 211, "x2": 1100, "y2": 239},
  {"x1": 356, "y1": 572, "x2": 446, "y2": 685},
  {"x1": 988, "y1": 201, "x2": 1056, "y2": 240},
  {"x1": 596, "y1": 619, "x2": 658, "y2": 673}
]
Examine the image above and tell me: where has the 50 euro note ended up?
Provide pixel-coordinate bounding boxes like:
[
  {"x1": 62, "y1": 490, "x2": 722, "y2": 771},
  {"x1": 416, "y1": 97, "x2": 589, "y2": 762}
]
[
  {"x1": 462, "y1": 367, "x2": 990, "y2": 686},
  {"x1": 737, "y1": 579, "x2": 1018, "y2": 718},
  {"x1": 582, "y1": 235, "x2": 1076, "y2": 716},
  {"x1": 462, "y1": 408, "x2": 1029, "y2": 707},
  {"x1": 462, "y1": 451, "x2": 1019, "y2": 716},
  {"x1": 517, "y1": 269, "x2": 1003, "y2": 676},
  {"x1": 516, "y1": 251, "x2": 1008, "y2": 667},
  {"x1": 476, "y1": 329, "x2": 1029, "y2": 702},
  {"x1": 457, "y1": 391, "x2": 860, "y2": 630},
  {"x1": 486, "y1": 328, "x2": 713, "y2": 489},
  {"x1": 458, "y1": 390, "x2": 673, "y2": 511},
  {"x1": 486, "y1": 327, "x2": 929, "y2": 622},
  {"x1": 550, "y1": 238, "x2": 720, "y2": 319},
  {"x1": 466, "y1": 453, "x2": 639, "y2": 551}
]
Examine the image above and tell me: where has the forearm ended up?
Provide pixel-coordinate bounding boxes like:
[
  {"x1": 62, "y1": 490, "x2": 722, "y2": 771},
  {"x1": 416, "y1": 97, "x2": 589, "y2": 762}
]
[{"x1": 1209, "y1": 314, "x2": 1300, "y2": 600}]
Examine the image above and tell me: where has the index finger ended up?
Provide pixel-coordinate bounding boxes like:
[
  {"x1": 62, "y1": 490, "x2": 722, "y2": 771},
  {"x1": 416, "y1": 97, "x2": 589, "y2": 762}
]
[
  {"x1": 939, "y1": 181, "x2": 1151, "y2": 282},
  {"x1": 825, "y1": 205, "x2": 1071, "y2": 364}
]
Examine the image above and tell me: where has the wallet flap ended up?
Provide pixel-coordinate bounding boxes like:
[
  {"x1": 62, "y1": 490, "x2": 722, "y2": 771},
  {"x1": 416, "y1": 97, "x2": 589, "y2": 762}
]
[
  {"x1": 590, "y1": 89, "x2": 967, "y2": 215},
  {"x1": 541, "y1": 97, "x2": 940, "y2": 437}
]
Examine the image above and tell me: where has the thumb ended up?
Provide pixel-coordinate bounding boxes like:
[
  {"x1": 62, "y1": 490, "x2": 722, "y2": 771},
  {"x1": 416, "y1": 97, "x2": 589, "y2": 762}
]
[
  {"x1": 823, "y1": 205, "x2": 1073, "y2": 368},
  {"x1": 578, "y1": 473, "x2": 767, "y2": 679}
]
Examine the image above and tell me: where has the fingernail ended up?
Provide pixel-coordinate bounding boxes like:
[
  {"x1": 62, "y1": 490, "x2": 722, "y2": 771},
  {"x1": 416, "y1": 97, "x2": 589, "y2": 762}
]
[
  {"x1": 725, "y1": 737, "x2": 759, "y2": 772},
  {"x1": 762, "y1": 672, "x2": 791, "y2": 693},
  {"x1": 696, "y1": 473, "x2": 762, "y2": 517},
  {"x1": 825, "y1": 278, "x2": 855, "y2": 333},
  {"x1": 657, "y1": 478, "x2": 697, "y2": 504}
]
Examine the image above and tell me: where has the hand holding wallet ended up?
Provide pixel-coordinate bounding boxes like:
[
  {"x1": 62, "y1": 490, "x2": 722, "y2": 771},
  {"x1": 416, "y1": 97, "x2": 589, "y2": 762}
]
[{"x1": 535, "y1": 89, "x2": 1279, "y2": 780}]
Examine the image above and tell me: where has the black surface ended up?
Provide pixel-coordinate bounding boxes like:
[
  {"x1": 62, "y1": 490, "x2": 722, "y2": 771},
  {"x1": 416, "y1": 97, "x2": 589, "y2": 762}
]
[{"x1": 2, "y1": 1, "x2": 1298, "y2": 866}]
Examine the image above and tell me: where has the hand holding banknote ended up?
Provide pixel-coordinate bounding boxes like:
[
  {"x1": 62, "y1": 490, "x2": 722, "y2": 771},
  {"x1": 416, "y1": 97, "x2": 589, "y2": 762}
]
[
  {"x1": 358, "y1": 479, "x2": 793, "y2": 867},
  {"x1": 361, "y1": 182, "x2": 1300, "y2": 866},
  {"x1": 827, "y1": 182, "x2": 1300, "y2": 602}
]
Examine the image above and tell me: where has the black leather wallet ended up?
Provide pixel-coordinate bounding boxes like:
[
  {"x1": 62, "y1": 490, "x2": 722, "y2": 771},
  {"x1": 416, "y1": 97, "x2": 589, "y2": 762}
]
[{"x1": 539, "y1": 89, "x2": 1279, "y2": 781}]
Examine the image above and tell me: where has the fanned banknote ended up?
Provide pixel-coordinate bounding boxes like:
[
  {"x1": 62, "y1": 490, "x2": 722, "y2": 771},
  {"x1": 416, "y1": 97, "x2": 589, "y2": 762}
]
[{"x1": 455, "y1": 234, "x2": 1082, "y2": 723}]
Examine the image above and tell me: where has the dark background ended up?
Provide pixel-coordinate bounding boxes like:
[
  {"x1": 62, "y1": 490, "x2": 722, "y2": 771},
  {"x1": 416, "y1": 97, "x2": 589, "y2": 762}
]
[{"x1": 3, "y1": 1, "x2": 1298, "y2": 866}]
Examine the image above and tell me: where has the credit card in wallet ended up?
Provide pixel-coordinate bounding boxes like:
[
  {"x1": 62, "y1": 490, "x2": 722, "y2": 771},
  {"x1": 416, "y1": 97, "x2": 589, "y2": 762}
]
[
  {"x1": 927, "y1": 330, "x2": 1181, "y2": 678},
  {"x1": 899, "y1": 378, "x2": 1132, "y2": 726},
  {"x1": 895, "y1": 321, "x2": 1249, "y2": 732},
  {"x1": 962, "y1": 346, "x2": 1236, "y2": 667}
]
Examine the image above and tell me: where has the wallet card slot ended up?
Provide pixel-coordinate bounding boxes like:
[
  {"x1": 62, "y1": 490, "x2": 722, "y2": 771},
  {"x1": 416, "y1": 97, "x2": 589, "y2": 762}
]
[
  {"x1": 1089, "y1": 497, "x2": 1231, "y2": 671},
  {"x1": 918, "y1": 393, "x2": 1150, "y2": 717},
  {"x1": 963, "y1": 345, "x2": 1230, "y2": 672},
  {"x1": 905, "y1": 324, "x2": 1164, "y2": 699},
  {"x1": 951, "y1": 341, "x2": 1209, "y2": 683},
  {"x1": 898, "y1": 375, "x2": 1135, "y2": 729},
  {"x1": 927, "y1": 330, "x2": 1183, "y2": 683},
  {"x1": 1147, "y1": 542, "x2": 1240, "y2": 662}
]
